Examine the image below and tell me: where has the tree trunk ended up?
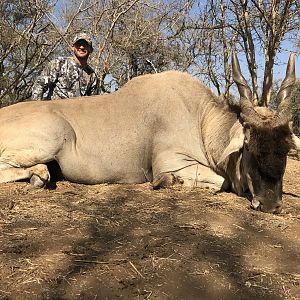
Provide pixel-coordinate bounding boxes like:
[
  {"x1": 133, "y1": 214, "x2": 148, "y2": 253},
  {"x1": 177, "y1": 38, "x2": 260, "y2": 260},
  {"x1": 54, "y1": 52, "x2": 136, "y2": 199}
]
[{"x1": 261, "y1": 54, "x2": 274, "y2": 106}]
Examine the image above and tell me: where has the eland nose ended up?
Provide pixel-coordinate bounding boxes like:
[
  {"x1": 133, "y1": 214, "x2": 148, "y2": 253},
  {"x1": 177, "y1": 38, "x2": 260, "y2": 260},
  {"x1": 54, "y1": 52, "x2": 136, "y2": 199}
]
[{"x1": 259, "y1": 201, "x2": 282, "y2": 214}]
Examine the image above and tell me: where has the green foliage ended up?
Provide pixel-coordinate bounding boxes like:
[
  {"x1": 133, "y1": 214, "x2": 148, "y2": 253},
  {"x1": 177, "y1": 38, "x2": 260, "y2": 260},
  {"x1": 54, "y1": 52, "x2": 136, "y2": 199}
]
[{"x1": 291, "y1": 80, "x2": 300, "y2": 135}]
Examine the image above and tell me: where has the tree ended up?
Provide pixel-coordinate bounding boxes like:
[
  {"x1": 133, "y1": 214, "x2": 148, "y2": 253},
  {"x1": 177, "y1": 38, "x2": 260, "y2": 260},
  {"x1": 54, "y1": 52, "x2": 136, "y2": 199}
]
[
  {"x1": 250, "y1": 0, "x2": 300, "y2": 106},
  {"x1": 58, "y1": 0, "x2": 194, "y2": 92},
  {"x1": 1, "y1": 0, "x2": 299, "y2": 108},
  {"x1": 176, "y1": 0, "x2": 237, "y2": 97},
  {"x1": 0, "y1": 0, "x2": 65, "y2": 105},
  {"x1": 187, "y1": 0, "x2": 300, "y2": 106}
]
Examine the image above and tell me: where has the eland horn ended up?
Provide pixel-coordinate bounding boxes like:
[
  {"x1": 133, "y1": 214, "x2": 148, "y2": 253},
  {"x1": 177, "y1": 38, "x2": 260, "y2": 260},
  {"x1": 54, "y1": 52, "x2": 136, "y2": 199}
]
[
  {"x1": 232, "y1": 52, "x2": 261, "y2": 125},
  {"x1": 274, "y1": 53, "x2": 296, "y2": 127}
]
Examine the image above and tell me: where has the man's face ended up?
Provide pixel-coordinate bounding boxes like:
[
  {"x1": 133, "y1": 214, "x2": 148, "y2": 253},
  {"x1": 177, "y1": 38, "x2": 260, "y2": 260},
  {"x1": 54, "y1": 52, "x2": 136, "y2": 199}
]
[{"x1": 72, "y1": 40, "x2": 92, "y2": 59}]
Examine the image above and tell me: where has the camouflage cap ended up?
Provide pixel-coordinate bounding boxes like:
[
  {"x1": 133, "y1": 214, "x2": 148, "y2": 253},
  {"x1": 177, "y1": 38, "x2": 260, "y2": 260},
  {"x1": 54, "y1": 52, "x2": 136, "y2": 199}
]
[{"x1": 73, "y1": 32, "x2": 92, "y2": 47}]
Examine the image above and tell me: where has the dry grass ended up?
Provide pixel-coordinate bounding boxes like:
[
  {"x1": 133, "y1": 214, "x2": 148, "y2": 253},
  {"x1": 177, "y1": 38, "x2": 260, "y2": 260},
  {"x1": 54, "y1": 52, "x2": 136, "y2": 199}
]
[{"x1": 0, "y1": 158, "x2": 299, "y2": 299}]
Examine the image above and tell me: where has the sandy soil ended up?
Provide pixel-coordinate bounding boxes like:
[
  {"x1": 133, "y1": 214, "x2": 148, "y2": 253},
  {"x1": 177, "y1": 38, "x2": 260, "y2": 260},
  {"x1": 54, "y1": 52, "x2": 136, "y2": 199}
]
[{"x1": 0, "y1": 158, "x2": 299, "y2": 300}]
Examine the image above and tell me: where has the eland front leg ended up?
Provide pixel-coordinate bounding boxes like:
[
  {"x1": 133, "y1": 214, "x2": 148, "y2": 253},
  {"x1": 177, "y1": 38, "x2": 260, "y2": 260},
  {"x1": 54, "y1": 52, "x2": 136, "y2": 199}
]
[{"x1": 0, "y1": 163, "x2": 50, "y2": 188}]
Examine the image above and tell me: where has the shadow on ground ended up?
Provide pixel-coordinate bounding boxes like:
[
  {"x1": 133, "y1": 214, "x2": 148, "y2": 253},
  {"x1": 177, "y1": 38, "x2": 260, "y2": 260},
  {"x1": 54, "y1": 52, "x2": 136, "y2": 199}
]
[{"x1": 0, "y1": 159, "x2": 299, "y2": 300}]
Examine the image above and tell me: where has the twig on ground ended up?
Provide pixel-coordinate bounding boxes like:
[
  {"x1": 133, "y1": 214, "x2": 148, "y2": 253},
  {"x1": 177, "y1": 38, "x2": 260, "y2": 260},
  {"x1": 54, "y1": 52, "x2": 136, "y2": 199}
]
[
  {"x1": 129, "y1": 260, "x2": 145, "y2": 279},
  {"x1": 74, "y1": 259, "x2": 127, "y2": 265}
]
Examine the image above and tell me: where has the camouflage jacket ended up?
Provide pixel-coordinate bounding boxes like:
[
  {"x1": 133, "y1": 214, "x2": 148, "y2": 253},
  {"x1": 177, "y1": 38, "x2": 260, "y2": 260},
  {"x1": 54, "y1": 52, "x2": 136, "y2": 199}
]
[{"x1": 31, "y1": 57, "x2": 99, "y2": 100}]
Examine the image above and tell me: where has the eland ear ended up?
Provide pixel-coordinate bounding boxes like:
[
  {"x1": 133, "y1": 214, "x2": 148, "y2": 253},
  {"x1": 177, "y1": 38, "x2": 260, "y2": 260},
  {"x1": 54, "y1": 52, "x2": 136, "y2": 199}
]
[
  {"x1": 288, "y1": 122, "x2": 300, "y2": 151},
  {"x1": 217, "y1": 126, "x2": 245, "y2": 165},
  {"x1": 292, "y1": 134, "x2": 300, "y2": 151}
]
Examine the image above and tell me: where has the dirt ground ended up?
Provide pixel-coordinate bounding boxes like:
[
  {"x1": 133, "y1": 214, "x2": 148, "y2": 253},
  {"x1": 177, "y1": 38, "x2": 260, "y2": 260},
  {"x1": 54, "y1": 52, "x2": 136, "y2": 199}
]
[{"x1": 0, "y1": 158, "x2": 299, "y2": 300}]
